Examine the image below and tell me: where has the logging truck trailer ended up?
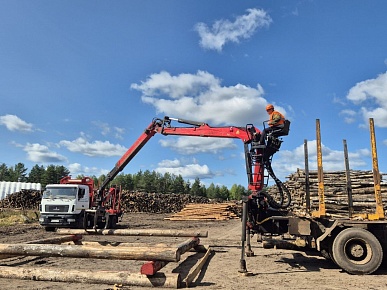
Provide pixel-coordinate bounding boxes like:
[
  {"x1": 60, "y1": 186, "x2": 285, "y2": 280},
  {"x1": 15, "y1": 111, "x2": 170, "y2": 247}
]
[
  {"x1": 240, "y1": 118, "x2": 387, "y2": 275},
  {"x1": 39, "y1": 176, "x2": 122, "y2": 230}
]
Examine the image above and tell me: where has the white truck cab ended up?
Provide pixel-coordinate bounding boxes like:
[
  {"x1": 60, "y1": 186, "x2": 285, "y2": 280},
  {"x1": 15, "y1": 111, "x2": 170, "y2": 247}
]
[{"x1": 39, "y1": 183, "x2": 90, "y2": 230}]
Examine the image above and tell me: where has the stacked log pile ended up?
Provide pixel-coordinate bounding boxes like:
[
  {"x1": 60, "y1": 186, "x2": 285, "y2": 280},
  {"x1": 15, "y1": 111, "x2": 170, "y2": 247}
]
[
  {"x1": 269, "y1": 169, "x2": 387, "y2": 215},
  {"x1": 165, "y1": 202, "x2": 239, "y2": 221},
  {"x1": 0, "y1": 190, "x2": 41, "y2": 210},
  {"x1": 119, "y1": 191, "x2": 210, "y2": 213},
  {"x1": 0, "y1": 190, "x2": 211, "y2": 214}
]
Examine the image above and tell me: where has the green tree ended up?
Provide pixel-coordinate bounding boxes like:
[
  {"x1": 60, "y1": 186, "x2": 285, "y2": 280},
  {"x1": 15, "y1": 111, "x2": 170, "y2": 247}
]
[
  {"x1": 218, "y1": 185, "x2": 230, "y2": 200},
  {"x1": 133, "y1": 170, "x2": 144, "y2": 191},
  {"x1": 42, "y1": 165, "x2": 58, "y2": 187},
  {"x1": 190, "y1": 177, "x2": 204, "y2": 196},
  {"x1": 172, "y1": 174, "x2": 185, "y2": 194},
  {"x1": 161, "y1": 172, "x2": 173, "y2": 194},
  {"x1": 229, "y1": 184, "x2": 246, "y2": 200},
  {"x1": 8, "y1": 163, "x2": 28, "y2": 182},
  {"x1": 141, "y1": 170, "x2": 156, "y2": 192},
  {"x1": 28, "y1": 164, "x2": 45, "y2": 184},
  {"x1": 113, "y1": 173, "x2": 134, "y2": 191},
  {"x1": 206, "y1": 183, "x2": 216, "y2": 199},
  {"x1": 184, "y1": 180, "x2": 191, "y2": 195},
  {"x1": 0, "y1": 163, "x2": 10, "y2": 181},
  {"x1": 55, "y1": 165, "x2": 70, "y2": 180}
]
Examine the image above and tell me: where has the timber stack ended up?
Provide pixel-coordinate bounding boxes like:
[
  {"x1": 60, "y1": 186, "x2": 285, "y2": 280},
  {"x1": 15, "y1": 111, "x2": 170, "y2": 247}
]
[
  {"x1": 120, "y1": 191, "x2": 210, "y2": 213},
  {"x1": 270, "y1": 169, "x2": 387, "y2": 214},
  {"x1": 0, "y1": 190, "x2": 41, "y2": 210},
  {"x1": 165, "y1": 202, "x2": 239, "y2": 221}
]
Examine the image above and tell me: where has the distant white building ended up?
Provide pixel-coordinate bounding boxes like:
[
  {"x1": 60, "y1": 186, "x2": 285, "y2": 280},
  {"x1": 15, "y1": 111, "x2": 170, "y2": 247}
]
[{"x1": 0, "y1": 181, "x2": 41, "y2": 200}]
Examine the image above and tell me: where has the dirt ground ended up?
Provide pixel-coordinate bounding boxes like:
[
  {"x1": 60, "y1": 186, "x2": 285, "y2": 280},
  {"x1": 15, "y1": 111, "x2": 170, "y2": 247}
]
[{"x1": 1, "y1": 213, "x2": 387, "y2": 290}]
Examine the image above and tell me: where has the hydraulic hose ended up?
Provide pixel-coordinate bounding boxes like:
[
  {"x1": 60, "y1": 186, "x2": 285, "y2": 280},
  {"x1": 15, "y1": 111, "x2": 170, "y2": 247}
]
[{"x1": 264, "y1": 159, "x2": 292, "y2": 209}]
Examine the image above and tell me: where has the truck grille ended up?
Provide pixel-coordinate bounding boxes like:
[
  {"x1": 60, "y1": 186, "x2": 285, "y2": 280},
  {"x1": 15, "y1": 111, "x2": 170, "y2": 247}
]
[{"x1": 45, "y1": 205, "x2": 69, "y2": 213}]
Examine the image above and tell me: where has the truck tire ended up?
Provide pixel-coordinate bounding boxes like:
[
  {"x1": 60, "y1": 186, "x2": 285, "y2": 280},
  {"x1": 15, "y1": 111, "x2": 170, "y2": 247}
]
[
  {"x1": 332, "y1": 227, "x2": 383, "y2": 275},
  {"x1": 109, "y1": 216, "x2": 117, "y2": 228}
]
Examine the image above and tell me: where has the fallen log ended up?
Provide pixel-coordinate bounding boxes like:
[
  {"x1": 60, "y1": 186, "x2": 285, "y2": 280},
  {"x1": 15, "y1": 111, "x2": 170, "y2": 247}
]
[
  {"x1": 176, "y1": 238, "x2": 200, "y2": 259},
  {"x1": 56, "y1": 228, "x2": 208, "y2": 238},
  {"x1": 0, "y1": 243, "x2": 180, "y2": 262},
  {"x1": 183, "y1": 246, "x2": 212, "y2": 287},
  {"x1": 0, "y1": 235, "x2": 81, "y2": 260},
  {"x1": 0, "y1": 266, "x2": 180, "y2": 288}
]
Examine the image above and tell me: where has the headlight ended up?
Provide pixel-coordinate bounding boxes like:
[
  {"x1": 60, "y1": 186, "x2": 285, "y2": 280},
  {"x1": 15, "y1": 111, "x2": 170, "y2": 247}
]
[
  {"x1": 67, "y1": 218, "x2": 76, "y2": 222},
  {"x1": 39, "y1": 217, "x2": 44, "y2": 222}
]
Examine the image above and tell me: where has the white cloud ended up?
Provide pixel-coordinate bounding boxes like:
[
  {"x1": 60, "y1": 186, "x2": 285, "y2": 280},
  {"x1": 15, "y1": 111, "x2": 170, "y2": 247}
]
[
  {"x1": 23, "y1": 143, "x2": 67, "y2": 163},
  {"x1": 346, "y1": 72, "x2": 387, "y2": 127},
  {"x1": 194, "y1": 8, "x2": 272, "y2": 52},
  {"x1": 59, "y1": 135, "x2": 127, "y2": 157},
  {"x1": 68, "y1": 163, "x2": 108, "y2": 177},
  {"x1": 93, "y1": 121, "x2": 110, "y2": 136},
  {"x1": 0, "y1": 114, "x2": 33, "y2": 132},
  {"x1": 131, "y1": 71, "x2": 288, "y2": 126},
  {"x1": 339, "y1": 109, "x2": 357, "y2": 124},
  {"x1": 155, "y1": 158, "x2": 214, "y2": 179},
  {"x1": 159, "y1": 137, "x2": 237, "y2": 154},
  {"x1": 114, "y1": 127, "x2": 125, "y2": 140},
  {"x1": 273, "y1": 140, "x2": 370, "y2": 182}
]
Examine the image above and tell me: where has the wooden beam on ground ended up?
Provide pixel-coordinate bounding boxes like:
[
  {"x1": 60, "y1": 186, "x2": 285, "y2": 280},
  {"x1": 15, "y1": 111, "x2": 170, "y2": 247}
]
[
  {"x1": 0, "y1": 266, "x2": 180, "y2": 288},
  {"x1": 183, "y1": 246, "x2": 212, "y2": 287},
  {"x1": 0, "y1": 243, "x2": 180, "y2": 262},
  {"x1": 56, "y1": 228, "x2": 208, "y2": 238},
  {"x1": 0, "y1": 235, "x2": 82, "y2": 260}
]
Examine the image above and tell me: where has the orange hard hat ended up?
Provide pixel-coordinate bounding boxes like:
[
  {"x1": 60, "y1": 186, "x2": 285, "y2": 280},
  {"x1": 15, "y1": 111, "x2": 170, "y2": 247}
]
[{"x1": 266, "y1": 104, "x2": 274, "y2": 111}]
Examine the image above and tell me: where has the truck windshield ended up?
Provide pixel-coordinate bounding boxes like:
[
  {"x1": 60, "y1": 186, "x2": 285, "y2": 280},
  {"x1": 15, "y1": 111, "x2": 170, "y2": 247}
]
[{"x1": 43, "y1": 187, "x2": 77, "y2": 199}]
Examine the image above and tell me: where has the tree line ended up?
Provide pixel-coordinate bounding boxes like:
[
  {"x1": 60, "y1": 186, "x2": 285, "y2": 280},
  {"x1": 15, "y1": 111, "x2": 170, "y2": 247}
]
[{"x1": 0, "y1": 163, "x2": 248, "y2": 200}]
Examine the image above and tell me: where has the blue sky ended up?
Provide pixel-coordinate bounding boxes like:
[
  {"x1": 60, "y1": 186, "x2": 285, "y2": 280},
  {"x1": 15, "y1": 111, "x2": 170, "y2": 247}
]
[{"x1": 1, "y1": 0, "x2": 387, "y2": 188}]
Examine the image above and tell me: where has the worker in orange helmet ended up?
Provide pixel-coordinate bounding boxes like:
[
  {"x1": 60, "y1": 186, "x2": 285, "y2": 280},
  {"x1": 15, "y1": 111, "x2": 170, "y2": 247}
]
[{"x1": 259, "y1": 104, "x2": 286, "y2": 144}]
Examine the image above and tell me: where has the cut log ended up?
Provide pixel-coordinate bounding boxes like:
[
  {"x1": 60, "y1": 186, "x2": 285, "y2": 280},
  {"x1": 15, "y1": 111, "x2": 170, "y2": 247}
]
[
  {"x1": 0, "y1": 243, "x2": 180, "y2": 262},
  {"x1": 0, "y1": 266, "x2": 180, "y2": 288},
  {"x1": 176, "y1": 238, "x2": 200, "y2": 258},
  {"x1": 0, "y1": 235, "x2": 81, "y2": 260},
  {"x1": 183, "y1": 246, "x2": 212, "y2": 287},
  {"x1": 56, "y1": 228, "x2": 208, "y2": 238}
]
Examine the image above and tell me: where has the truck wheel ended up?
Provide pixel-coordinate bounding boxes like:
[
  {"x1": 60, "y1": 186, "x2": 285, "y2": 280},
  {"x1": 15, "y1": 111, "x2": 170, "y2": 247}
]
[
  {"x1": 332, "y1": 228, "x2": 383, "y2": 275},
  {"x1": 109, "y1": 216, "x2": 117, "y2": 228}
]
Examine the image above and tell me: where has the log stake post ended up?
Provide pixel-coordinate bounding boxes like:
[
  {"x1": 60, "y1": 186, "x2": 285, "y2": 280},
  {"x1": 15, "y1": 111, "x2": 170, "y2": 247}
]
[
  {"x1": 343, "y1": 139, "x2": 354, "y2": 218},
  {"x1": 304, "y1": 139, "x2": 311, "y2": 213},
  {"x1": 238, "y1": 197, "x2": 248, "y2": 273},
  {"x1": 312, "y1": 119, "x2": 326, "y2": 218},
  {"x1": 368, "y1": 118, "x2": 384, "y2": 220}
]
